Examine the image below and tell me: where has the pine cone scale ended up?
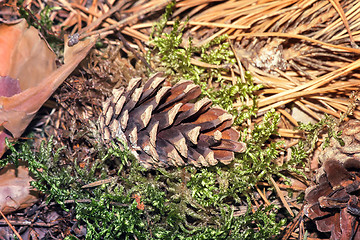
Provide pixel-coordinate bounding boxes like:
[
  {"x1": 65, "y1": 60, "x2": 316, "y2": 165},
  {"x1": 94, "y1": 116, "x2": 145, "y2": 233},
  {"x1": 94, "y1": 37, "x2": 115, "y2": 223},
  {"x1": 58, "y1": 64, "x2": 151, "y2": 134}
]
[
  {"x1": 123, "y1": 86, "x2": 143, "y2": 112},
  {"x1": 213, "y1": 150, "x2": 234, "y2": 164},
  {"x1": 173, "y1": 124, "x2": 201, "y2": 145},
  {"x1": 126, "y1": 123, "x2": 138, "y2": 149},
  {"x1": 138, "y1": 73, "x2": 165, "y2": 104},
  {"x1": 119, "y1": 110, "x2": 129, "y2": 130},
  {"x1": 114, "y1": 95, "x2": 126, "y2": 115},
  {"x1": 174, "y1": 100, "x2": 212, "y2": 126},
  {"x1": 158, "y1": 128, "x2": 188, "y2": 158},
  {"x1": 198, "y1": 132, "x2": 221, "y2": 146},
  {"x1": 157, "y1": 82, "x2": 201, "y2": 112},
  {"x1": 128, "y1": 103, "x2": 153, "y2": 130}
]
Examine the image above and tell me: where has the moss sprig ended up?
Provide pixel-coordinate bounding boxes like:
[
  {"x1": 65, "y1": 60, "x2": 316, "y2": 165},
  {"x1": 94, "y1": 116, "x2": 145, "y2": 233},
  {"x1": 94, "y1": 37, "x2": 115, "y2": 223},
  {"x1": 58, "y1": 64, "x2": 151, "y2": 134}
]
[{"x1": 297, "y1": 113, "x2": 344, "y2": 150}]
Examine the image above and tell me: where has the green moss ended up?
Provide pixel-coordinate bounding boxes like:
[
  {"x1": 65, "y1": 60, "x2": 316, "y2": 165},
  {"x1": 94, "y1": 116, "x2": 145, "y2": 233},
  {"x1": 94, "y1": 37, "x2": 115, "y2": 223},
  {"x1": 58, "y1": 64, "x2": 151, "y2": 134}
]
[
  {"x1": 297, "y1": 113, "x2": 344, "y2": 150},
  {"x1": 2, "y1": 108, "x2": 309, "y2": 239},
  {"x1": 17, "y1": 1, "x2": 59, "y2": 31},
  {"x1": 4, "y1": 138, "x2": 147, "y2": 239},
  {"x1": 148, "y1": 8, "x2": 261, "y2": 125},
  {"x1": 4, "y1": 135, "x2": 288, "y2": 239}
]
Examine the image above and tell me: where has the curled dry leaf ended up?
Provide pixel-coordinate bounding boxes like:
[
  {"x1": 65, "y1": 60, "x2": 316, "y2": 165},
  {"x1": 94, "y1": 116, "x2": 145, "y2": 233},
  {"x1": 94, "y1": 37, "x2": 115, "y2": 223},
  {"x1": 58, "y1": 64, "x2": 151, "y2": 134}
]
[
  {"x1": 99, "y1": 72, "x2": 246, "y2": 169},
  {"x1": 0, "y1": 19, "x2": 96, "y2": 157},
  {"x1": 0, "y1": 162, "x2": 38, "y2": 215}
]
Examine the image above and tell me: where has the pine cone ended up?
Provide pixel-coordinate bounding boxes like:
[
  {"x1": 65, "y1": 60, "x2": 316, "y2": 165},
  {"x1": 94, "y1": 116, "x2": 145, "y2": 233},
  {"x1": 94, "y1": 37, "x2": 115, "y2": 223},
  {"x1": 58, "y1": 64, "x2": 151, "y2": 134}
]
[
  {"x1": 318, "y1": 119, "x2": 360, "y2": 164},
  {"x1": 304, "y1": 120, "x2": 360, "y2": 239},
  {"x1": 99, "y1": 72, "x2": 246, "y2": 169}
]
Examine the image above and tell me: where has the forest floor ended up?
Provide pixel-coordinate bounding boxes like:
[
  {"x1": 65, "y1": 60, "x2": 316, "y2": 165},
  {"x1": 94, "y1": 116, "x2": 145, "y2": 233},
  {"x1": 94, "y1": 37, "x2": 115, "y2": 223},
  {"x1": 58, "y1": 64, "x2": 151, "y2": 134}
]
[{"x1": 1, "y1": 0, "x2": 360, "y2": 239}]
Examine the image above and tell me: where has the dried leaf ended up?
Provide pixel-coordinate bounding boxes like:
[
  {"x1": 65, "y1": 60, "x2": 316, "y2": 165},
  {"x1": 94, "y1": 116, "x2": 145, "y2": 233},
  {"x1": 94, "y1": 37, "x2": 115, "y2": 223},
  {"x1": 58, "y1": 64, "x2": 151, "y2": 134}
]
[
  {"x1": 0, "y1": 20, "x2": 96, "y2": 157},
  {"x1": 0, "y1": 76, "x2": 21, "y2": 97},
  {"x1": 0, "y1": 163, "x2": 38, "y2": 215}
]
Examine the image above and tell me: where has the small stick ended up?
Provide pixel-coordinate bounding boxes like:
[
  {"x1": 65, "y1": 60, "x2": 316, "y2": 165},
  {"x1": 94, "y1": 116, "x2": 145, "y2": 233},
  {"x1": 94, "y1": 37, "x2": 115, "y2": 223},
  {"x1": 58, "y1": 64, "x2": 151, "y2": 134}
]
[
  {"x1": 18, "y1": 4, "x2": 63, "y2": 41},
  {"x1": 79, "y1": 0, "x2": 171, "y2": 40},
  {"x1": 81, "y1": 177, "x2": 115, "y2": 188},
  {"x1": 131, "y1": 21, "x2": 250, "y2": 30},
  {"x1": 281, "y1": 205, "x2": 305, "y2": 240},
  {"x1": 230, "y1": 32, "x2": 360, "y2": 54},
  {"x1": 255, "y1": 185, "x2": 271, "y2": 206},
  {"x1": 117, "y1": 32, "x2": 153, "y2": 71},
  {"x1": 0, "y1": 220, "x2": 57, "y2": 227},
  {"x1": 270, "y1": 176, "x2": 294, "y2": 217},
  {"x1": 0, "y1": 210, "x2": 23, "y2": 240},
  {"x1": 77, "y1": 0, "x2": 126, "y2": 37},
  {"x1": 257, "y1": 181, "x2": 307, "y2": 191}
]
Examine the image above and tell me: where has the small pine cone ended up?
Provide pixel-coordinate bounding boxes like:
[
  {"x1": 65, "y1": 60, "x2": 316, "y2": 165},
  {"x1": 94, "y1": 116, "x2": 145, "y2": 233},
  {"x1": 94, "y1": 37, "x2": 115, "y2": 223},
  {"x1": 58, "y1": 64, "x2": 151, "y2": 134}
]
[
  {"x1": 318, "y1": 119, "x2": 360, "y2": 165},
  {"x1": 99, "y1": 72, "x2": 246, "y2": 169},
  {"x1": 304, "y1": 158, "x2": 360, "y2": 239},
  {"x1": 304, "y1": 120, "x2": 360, "y2": 239}
]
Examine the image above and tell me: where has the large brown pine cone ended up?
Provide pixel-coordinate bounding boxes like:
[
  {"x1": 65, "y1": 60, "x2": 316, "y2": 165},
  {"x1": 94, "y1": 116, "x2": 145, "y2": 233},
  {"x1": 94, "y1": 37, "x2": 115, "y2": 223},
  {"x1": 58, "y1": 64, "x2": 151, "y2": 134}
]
[
  {"x1": 99, "y1": 72, "x2": 246, "y2": 169},
  {"x1": 304, "y1": 120, "x2": 360, "y2": 239}
]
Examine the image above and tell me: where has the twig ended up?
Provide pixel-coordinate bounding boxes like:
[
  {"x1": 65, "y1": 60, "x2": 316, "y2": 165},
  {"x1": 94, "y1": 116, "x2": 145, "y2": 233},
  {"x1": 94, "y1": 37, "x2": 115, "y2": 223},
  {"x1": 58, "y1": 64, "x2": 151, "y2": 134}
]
[
  {"x1": 281, "y1": 205, "x2": 305, "y2": 240},
  {"x1": 131, "y1": 20, "x2": 250, "y2": 30},
  {"x1": 79, "y1": 0, "x2": 171, "y2": 40},
  {"x1": 0, "y1": 210, "x2": 23, "y2": 240},
  {"x1": 255, "y1": 185, "x2": 271, "y2": 206},
  {"x1": 269, "y1": 176, "x2": 294, "y2": 217},
  {"x1": 18, "y1": 4, "x2": 63, "y2": 41},
  {"x1": 0, "y1": 220, "x2": 57, "y2": 227},
  {"x1": 230, "y1": 32, "x2": 360, "y2": 54},
  {"x1": 117, "y1": 32, "x2": 153, "y2": 71},
  {"x1": 81, "y1": 177, "x2": 115, "y2": 188},
  {"x1": 257, "y1": 181, "x2": 307, "y2": 191}
]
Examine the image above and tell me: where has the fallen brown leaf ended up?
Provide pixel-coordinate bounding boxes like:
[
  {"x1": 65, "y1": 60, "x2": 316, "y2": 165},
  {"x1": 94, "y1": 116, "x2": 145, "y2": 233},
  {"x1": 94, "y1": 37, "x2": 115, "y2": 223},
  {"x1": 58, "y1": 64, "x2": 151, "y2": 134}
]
[
  {"x1": 0, "y1": 19, "x2": 96, "y2": 158},
  {"x1": 0, "y1": 162, "x2": 38, "y2": 215}
]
